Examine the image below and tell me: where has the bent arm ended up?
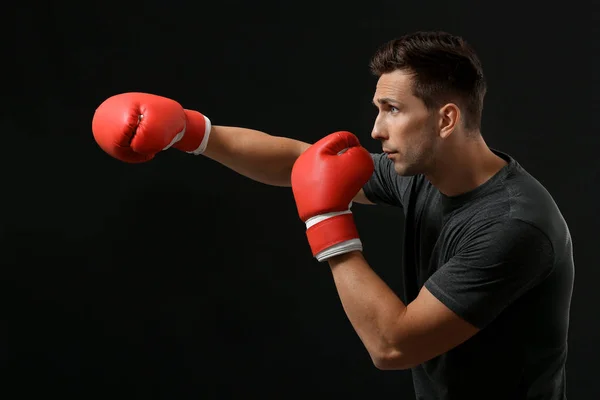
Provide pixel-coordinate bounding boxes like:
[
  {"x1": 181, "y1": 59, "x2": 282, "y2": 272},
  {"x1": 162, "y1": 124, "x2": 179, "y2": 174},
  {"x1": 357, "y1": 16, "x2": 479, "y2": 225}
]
[
  {"x1": 202, "y1": 125, "x2": 374, "y2": 204},
  {"x1": 326, "y1": 220, "x2": 553, "y2": 370},
  {"x1": 327, "y1": 251, "x2": 479, "y2": 370}
]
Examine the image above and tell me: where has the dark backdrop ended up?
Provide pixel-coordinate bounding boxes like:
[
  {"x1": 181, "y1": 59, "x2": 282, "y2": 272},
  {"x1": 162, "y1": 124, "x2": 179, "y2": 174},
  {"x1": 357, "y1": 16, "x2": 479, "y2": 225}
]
[{"x1": 4, "y1": 1, "x2": 598, "y2": 398}]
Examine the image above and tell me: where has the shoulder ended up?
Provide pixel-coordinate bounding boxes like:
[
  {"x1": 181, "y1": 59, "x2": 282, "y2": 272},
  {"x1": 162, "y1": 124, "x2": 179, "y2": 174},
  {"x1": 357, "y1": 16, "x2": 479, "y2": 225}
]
[
  {"x1": 463, "y1": 215, "x2": 553, "y2": 253},
  {"x1": 457, "y1": 151, "x2": 568, "y2": 243},
  {"x1": 497, "y1": 156, "x2": 571, "y2": 248}
]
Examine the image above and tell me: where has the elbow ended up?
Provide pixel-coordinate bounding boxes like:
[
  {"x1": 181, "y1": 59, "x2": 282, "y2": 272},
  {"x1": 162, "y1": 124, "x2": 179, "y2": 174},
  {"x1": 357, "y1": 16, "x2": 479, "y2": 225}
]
[{"x1": 371, "y1": 349, "x2": 419, "y2": 371}]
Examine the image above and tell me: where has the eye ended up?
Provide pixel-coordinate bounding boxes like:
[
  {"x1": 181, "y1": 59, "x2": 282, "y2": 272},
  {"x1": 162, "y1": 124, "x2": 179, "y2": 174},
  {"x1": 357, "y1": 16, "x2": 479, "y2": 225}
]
[{"x1": 384, "y1": 105, "x2": 400, "y2": 114}]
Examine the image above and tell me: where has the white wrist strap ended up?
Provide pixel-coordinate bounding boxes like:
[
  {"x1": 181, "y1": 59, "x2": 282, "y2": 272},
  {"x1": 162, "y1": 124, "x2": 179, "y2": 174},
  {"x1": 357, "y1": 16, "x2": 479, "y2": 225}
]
[
  {"x1": 188, "y1": 115, "x2": 212, "y2": 155},
  {"x1": 162, "y1": 115, "x2": 212, "y2": 155},
  {"x1": 315, "y1": 239, "x2": 363, "y2": 262}
]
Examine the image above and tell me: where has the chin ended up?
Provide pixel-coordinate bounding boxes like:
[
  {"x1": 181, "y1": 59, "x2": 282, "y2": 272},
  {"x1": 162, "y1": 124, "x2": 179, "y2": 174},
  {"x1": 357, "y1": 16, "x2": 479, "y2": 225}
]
[
  {"x1": 393, "y1": 163, "x2": 418, "y2": 177},
  {"x1": 393, "y1": 156, "x2": 428, "y2": 176}
]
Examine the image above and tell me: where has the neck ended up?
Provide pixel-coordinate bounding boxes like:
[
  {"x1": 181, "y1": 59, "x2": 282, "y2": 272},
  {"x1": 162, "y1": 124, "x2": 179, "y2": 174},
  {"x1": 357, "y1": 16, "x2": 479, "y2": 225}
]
[{"x1": 425, "y1": 133, "x2": 507, "y2": 197}]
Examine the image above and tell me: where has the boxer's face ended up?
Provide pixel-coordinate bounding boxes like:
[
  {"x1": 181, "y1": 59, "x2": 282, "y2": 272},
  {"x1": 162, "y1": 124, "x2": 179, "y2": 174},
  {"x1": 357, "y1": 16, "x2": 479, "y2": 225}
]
[{"x1": 371, "y1": 69, "x2": 440, "y2": 176}]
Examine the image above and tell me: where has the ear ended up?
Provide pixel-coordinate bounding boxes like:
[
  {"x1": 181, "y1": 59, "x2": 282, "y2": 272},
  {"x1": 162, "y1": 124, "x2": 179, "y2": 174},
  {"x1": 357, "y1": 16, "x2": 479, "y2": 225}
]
[{"x1": 438, "y1": 103, "x2": 460, "y2": 139}]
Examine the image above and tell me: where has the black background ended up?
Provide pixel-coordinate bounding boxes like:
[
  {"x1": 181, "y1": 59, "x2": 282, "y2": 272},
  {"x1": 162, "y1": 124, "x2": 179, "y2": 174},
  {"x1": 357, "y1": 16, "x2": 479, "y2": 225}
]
[{"x1": 4, "y1": 1, "x2": 598, "y2": 398}]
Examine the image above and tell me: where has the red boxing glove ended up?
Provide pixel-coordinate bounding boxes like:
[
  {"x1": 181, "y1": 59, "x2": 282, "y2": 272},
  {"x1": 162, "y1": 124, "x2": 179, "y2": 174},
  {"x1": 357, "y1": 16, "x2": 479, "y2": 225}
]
[
  {"x1": 91, "y1": 92, "x2": 211, "y2": 163},
  {"x1": 291, "y1": 131, "x2": 374, "y2": 262}
]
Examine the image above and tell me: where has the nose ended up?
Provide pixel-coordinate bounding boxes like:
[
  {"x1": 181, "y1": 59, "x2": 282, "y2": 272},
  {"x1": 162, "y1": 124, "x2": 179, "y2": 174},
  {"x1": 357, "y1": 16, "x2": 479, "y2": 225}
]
[
  {"x1": 371, "y1": 114, "x2": 387, "y2": 141},
  {"x1": 371, "y1": 128, "x2": 384, "y2": 140}
]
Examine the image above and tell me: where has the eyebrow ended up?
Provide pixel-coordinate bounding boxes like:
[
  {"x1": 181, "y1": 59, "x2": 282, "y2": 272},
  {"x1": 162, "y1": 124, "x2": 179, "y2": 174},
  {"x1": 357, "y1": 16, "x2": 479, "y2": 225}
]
[{"x1": 372, "y1": 97, "x2": 402, "y2": 106}]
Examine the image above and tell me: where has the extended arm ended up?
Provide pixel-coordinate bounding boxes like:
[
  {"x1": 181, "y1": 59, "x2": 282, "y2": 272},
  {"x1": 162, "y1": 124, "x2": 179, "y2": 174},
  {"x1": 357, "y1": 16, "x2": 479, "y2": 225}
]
[
  {"x1": 91, "y1": 92, "x2": 373, "y2": 203},
  {"x1": 204, "y1": 125, "x2": 374, "y2": 205},
  {"x1": 202, "y1": 125, "x2": 310, "y2": 187}
]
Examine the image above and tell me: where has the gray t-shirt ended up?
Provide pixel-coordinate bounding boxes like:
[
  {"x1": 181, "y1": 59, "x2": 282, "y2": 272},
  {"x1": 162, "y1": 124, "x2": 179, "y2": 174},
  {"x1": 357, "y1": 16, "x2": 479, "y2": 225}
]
[{"x1": 362, "y1": 150, "x2": 573, "y2": 400}]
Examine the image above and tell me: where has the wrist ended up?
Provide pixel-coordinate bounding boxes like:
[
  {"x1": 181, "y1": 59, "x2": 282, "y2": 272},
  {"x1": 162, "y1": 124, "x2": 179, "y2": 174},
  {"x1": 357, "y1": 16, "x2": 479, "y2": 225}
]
[
  {"x1": 327, "y1": 250, "x2": 364, "y2": 267},
  {"x1": 172, "y1": 109, "x2": 211, "y2": 155}
]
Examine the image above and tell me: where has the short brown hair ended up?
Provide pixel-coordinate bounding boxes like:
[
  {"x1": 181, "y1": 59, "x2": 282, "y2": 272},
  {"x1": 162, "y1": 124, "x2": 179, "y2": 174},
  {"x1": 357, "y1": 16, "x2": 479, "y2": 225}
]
[{"x1": 370, "y1": 31, "x2": 487, "y2": 131}]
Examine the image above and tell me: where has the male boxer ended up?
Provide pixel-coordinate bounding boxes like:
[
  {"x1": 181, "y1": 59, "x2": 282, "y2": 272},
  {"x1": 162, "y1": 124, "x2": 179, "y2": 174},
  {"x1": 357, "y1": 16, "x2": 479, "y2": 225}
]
[{"x1": 92, "y1": 31, "x2": 573, "y2": 399}]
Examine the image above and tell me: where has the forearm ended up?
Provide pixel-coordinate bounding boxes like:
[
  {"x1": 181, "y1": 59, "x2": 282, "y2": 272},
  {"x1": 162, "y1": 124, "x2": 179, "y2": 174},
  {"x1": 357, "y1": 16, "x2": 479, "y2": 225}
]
[
  {"x1": 202, "y1": 125, "x2": 310, "y2": 187},
  {"x1": 328, "y1": 251, "x2": 408, "y2": 367}
]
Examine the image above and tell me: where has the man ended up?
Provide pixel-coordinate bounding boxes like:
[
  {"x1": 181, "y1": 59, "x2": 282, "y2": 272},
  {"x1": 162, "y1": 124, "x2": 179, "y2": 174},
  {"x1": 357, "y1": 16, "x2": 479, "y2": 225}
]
[{"x1": 92, "y1": 31, "x2": 574, "y2": 399}]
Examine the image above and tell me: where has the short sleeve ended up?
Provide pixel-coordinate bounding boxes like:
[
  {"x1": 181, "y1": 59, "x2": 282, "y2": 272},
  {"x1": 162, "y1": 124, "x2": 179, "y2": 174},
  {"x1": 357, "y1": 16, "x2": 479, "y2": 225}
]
[
  {"x1": 424, "y1": 219, "x2": 555, "y2": 329},
  {"x1": 362, "y1": 153, "x2": 412, "y2": 208}
]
